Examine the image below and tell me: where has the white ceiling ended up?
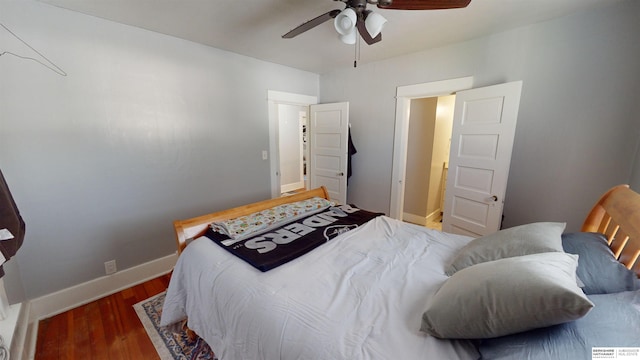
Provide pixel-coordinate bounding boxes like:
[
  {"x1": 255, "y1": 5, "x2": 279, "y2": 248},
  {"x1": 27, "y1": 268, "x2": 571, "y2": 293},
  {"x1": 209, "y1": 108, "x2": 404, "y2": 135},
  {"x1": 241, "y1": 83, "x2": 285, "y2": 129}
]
[{"x1": 37, "y1": 0, "x2": 622, "y2": 74}]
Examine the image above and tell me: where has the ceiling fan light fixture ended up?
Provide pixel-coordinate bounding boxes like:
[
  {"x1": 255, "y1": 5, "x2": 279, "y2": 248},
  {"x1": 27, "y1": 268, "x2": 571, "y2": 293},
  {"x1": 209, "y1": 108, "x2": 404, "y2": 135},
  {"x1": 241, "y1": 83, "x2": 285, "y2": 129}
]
[
  {"x1": 334, "y1": 8, "x2": 357, "y2": 35},
  {"x1": 339, "y1": 30, "x2": 357, "y2": 44},
  {"x1": 364, "y1": 11, "x2": 387, "y2": 38}
]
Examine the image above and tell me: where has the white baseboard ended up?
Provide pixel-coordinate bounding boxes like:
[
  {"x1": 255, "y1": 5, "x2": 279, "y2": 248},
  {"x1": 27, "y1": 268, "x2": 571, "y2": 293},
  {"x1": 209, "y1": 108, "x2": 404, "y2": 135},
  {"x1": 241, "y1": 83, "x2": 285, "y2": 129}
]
[
  {"x1": 403, "y1": 210, "x2": 442, "y2": 227},
  {"x1": 402, "y1": 212, "x2": 427, "y2": 226},
  {"x1": 426, "y1": 209, "x2": 442, "y2": 223},
  {"x1": 24, "y1": 253, "x2": 177, "y2": 359},
  {"x1": 281, "y1": 182, "x2": 305, "y2": 194},
  {"x1": 28, "y1": 253, "x2": 177, "y2": 322}
]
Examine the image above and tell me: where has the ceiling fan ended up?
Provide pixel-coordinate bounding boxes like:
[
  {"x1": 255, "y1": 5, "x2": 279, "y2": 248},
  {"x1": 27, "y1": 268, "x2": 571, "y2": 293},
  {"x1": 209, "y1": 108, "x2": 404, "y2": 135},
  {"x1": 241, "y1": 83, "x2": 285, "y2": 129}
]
[{"x1": 282, "y1": 0, "x2": 472, "y2": 45}]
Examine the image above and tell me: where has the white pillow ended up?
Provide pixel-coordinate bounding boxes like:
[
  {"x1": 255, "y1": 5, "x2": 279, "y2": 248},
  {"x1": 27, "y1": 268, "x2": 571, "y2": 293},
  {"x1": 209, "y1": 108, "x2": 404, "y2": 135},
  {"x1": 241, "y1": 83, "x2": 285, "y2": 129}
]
[
  {"x1": 422, "y1": 252, "x2": 593, "y2": 339},
  {"x1": 210, "y1": 197, "x2": 333, "y2": 240},
  {"x1": 445, "y1": 222, "x2": 566, "y2": 275}
]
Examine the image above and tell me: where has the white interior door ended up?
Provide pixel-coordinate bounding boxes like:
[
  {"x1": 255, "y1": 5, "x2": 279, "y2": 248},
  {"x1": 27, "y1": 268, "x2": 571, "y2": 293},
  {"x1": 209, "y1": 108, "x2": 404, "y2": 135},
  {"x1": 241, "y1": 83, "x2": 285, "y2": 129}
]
[
  {"x1": 309, "y1": 102, "x2": 349, "y2": 204},
  {"x1": 442, "y1": 81, "x2": 522, "y2": 237}
]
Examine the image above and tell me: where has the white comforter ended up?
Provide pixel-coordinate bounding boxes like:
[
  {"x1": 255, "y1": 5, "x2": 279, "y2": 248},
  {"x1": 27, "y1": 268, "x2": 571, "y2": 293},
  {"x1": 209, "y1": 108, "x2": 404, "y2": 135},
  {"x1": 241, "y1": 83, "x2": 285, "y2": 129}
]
[{"x1": 161, "y1": 216, "x2": 480, "y2": 360}]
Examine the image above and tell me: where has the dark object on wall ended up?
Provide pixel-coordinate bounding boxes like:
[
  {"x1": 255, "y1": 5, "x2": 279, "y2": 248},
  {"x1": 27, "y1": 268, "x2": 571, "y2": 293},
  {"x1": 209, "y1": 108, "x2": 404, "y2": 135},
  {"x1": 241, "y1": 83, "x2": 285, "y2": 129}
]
[
  {"x1": 348, "y1": 129, "x2": 357, "y2": 181},
  {"x1": 0, "y1": 169, "x2": 25, "y2": 277}
]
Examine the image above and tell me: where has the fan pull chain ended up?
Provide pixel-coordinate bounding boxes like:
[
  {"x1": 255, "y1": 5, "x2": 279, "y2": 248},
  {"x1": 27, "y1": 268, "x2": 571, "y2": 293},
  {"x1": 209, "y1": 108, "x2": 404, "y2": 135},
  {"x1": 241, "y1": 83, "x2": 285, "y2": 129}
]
[
  {"x1": 354, "y1": 34, "x2": 361, "y2": 68},
  {"x1": 354, "y1": 36, "x2": 357, "y2": 67}
]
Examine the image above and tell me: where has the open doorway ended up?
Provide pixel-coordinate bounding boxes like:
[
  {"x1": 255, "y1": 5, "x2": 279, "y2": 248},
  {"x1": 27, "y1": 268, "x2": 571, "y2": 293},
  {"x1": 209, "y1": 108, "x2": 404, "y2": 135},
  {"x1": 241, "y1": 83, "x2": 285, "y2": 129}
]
[
  {"x1": 268, "y1": 92, "x2": 350, "y2": 203},
  {"x1": 268, "y1": 91, "x2": 317, "y2": 198},
  {"x1": 403, "y1": 95, "x2": 455, "y2": 231},
  {"x1": 391, "y1": 79, "x2": 522, "y2": 237},
  {"x1": 278, "y1": 104, "x2": 308, "y2": 194},
  {"x1": 390, "y1": 76, "x2": 473, "y2": 220}
]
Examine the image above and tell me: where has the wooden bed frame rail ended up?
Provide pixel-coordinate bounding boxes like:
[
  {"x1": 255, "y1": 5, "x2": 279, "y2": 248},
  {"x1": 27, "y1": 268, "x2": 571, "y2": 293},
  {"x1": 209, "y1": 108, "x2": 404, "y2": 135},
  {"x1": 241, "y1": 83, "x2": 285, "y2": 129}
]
[
  {"x1": 173, "y1": 186, "x2": 330, "y2": 254},
  {"x1": 581, "y1": 184, "x2": 640, "y2": 277}
]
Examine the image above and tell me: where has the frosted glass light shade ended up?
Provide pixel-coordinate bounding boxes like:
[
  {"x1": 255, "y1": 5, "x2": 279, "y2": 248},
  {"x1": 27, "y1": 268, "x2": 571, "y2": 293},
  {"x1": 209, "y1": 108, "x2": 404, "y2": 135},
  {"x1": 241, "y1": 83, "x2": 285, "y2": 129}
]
[
  {"x1": 339, "y1": 30, "x2": 357, "y2": 44},
  {"x1": 334, "y1": 8, "x2": 357, "y2": 35},
  {"x1": 365, "y1": 12, "x2": 387, "y2": 37}
]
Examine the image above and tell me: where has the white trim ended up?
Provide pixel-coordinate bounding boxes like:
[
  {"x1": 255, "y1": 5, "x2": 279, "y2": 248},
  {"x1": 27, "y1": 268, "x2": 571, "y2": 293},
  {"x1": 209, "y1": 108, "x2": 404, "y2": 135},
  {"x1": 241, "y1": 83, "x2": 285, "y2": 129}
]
[
  {"x1": 402, "y1": 213, "x2": 427, "y2": 226},
  {"x1": 267, "y1": 91, "x2": 318, "y2": 198},
  {"x1": 281, "y1": 182, "x2": 305, "y2": 193},
  {"x1": 427, "y1": 209, "x2": 442, "y2": 222},
  {"x1": 24, "y1": 253, "x2": 177, "y2": 359},
  {"x1": 402, "y1": 209, "x2": 442, "y2": 227},
  {"x1": 28, "y1": 253, "x2": 177, "y2": 323},
  {"x1": 16, "y1": 302, "x2": 30, "y2": 360},
  {"x1": 0, "y1": 301, "x2": 28, "y2": 360},
  {"x1": 25, "y1": 310, "x2": 36, "y2": 360},
  {"x1": 390, "y1": 77, "x2": 474, "y2": 219}
]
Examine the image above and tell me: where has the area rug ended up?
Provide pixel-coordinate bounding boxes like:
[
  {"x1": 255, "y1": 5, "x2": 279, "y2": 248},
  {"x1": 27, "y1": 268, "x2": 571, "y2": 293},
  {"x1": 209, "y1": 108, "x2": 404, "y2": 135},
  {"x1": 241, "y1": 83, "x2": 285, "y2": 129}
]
[{"x1": 133, "y1": 292, "x2": 217, "y2": 360}]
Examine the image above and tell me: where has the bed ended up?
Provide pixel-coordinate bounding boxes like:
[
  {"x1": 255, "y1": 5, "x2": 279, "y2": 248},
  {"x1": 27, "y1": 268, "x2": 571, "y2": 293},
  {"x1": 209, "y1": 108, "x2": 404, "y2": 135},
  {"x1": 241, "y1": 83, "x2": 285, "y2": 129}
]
[{"x1": 161, "y1": 184, "x2": 640, "y2": 359}]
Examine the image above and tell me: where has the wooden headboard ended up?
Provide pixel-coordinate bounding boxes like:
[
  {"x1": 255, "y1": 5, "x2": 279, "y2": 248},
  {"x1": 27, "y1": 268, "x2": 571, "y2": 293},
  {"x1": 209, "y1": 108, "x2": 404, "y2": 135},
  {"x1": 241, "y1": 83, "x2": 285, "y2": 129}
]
[
  {"x1": 581, "y1": 184, "x2": 640, "y2": 276},
  {"x1": 173, "y1": 186, "x2": 330, "y2": 255}
]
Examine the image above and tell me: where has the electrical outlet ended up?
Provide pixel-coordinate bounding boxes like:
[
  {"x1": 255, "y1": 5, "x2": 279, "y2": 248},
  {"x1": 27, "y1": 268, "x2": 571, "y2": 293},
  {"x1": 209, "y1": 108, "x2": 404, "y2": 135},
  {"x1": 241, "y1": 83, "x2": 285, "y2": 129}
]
[{"x1": 105, "y1": 260, "x2": 117, "y2": 275}]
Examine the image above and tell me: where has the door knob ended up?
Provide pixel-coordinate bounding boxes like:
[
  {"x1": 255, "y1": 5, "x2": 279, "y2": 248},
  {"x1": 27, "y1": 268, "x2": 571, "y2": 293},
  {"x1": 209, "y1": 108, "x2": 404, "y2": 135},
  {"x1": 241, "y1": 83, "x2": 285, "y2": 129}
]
[
  {"x1": 337, "y1": 172, "x2": 344, "y2": 176},
  {"x1": 490, "y1": 195, "x2": 498, "y2": 202}
]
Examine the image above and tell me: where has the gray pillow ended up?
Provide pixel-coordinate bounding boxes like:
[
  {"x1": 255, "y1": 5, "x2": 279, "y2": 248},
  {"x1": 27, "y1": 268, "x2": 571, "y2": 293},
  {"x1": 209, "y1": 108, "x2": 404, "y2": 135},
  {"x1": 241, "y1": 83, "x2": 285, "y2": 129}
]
[
  {"x1": 421, "y1": 252, "x2": 594, "y2": 339},
  {"x1": 562, "y1": 232, "x2": 638, "y2": 294},
  {"x1": 445, "y1": 222, "x2": 566, "y2": 275}
]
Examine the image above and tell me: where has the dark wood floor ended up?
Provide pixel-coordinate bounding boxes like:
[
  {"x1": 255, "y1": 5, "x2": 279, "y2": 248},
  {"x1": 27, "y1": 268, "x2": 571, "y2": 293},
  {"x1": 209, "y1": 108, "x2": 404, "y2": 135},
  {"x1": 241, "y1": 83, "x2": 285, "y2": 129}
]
[{"x1": 35, "y1": 273, "x2": 172, "y2": 360}]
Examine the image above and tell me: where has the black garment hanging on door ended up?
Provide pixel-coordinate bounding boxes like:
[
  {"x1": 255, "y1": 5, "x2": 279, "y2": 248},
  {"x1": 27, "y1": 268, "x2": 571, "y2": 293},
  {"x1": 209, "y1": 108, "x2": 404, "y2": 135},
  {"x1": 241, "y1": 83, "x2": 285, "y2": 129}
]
[
  {"x1": 347, "y1": 129, "x2": 357, "y2": 182},
  {"x1": 0, "y1": 169, "x2": 25, "y2": 277}
]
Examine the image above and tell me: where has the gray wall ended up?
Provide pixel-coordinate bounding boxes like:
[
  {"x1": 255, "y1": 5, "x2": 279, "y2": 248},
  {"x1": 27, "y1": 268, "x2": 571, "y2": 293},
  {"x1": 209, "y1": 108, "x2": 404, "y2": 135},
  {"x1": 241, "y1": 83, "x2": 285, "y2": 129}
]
[
  {"x1": 322, "y1": 0, "x2": 640, "y2": 232},
  {"x1": 0, "y1": 1, "x2": 319, "y2": 299},
  {"x1": 631, "y1": 139, "x2": 640, "y2": 190}
]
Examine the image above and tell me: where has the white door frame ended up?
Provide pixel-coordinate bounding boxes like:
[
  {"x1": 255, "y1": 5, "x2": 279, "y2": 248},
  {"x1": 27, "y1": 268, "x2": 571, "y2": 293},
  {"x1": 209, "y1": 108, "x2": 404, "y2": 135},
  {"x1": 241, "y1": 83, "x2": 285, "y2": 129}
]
[
  {"x1": 267, "y1": 90, "x2": 318, "y2": 198},
  {"x1": 389, "y1": 77, "x2": 474, "y2": 219}
]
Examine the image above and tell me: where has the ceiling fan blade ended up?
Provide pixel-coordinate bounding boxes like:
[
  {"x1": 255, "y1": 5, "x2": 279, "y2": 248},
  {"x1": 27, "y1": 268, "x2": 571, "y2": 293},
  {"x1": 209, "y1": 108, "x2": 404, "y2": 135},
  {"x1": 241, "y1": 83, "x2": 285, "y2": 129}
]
[
  {"x1": 282, "y1": 9, "x2": 342, "y2": 39},
  {"x1": 378, "y1": 0, "x2": 471, "y2": 10},
  {"x1": 356, "y1": 18, "x2": 382, "y2": 45}
]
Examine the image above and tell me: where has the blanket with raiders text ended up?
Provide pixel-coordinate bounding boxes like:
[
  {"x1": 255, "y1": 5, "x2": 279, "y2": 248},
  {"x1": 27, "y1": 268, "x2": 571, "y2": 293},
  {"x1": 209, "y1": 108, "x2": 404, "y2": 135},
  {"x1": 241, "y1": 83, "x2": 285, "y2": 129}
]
[{"x1": 204, "y1": 204, "x2": 383, "y2": 272}]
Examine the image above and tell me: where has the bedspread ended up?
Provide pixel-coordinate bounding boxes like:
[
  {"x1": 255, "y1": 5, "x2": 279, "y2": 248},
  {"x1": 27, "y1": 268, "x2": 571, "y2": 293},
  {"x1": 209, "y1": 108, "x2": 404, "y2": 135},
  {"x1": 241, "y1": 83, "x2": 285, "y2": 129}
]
[{"x1": 161, "y1": 216, "x2": 480, "y2": 360}]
